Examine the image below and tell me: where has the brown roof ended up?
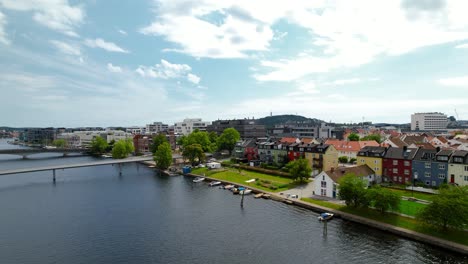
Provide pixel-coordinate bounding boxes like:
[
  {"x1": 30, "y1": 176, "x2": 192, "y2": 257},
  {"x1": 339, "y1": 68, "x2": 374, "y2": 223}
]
[
  {"x1": 388, "y1": 137, "x2": 408, "y2": 148},
  {"x1": 325, "y1": 165, "x2": 375, "y2": 183},
  {"x1": 414, "y1": 143, "x2": 436, "y2": 150},
  {"x1": 300, "y1": 137, "x2": 315, "y2": 144},
  {"x1": 402, "y1": 135, "x2": 426, "y2": 145},
  {"x1": 325, "y1": 140, "x2": 361, "y2": 152},
  {"x1": 280, "y1": 137, "x2": 298, "y2": 144},
  {"x1": 358, "y1": 140, "x2": 380, "y2": 148}
]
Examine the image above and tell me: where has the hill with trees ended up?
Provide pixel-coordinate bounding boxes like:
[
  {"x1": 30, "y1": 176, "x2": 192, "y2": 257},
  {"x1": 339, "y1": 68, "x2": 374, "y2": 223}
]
[{"x1": 257, "y1": 115, "x2": 324, "y2": 128}]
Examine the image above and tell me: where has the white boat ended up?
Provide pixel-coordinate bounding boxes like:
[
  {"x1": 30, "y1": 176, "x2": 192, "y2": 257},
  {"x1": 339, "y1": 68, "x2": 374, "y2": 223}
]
[
  {"x1": 239, "y1": 189, "x2": 252, "y2": 195},
  {"x1": 223, "y1": 184, "x2": 234, "y2": 190},
  {"x1": 318, "y1": 213, "x2": 334, "y2": 221},
  {"x1": 193, "y1": 177, "x2": 205, "y2": 183},
  {"x1": 209, "y1": 181, "x2": 222, "y2": 187}
]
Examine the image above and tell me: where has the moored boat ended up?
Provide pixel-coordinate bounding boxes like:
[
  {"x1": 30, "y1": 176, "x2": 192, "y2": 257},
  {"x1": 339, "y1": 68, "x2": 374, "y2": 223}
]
[
  {"x1": 224, "y1": 184, "x2": 234, "y2": 190},
  {"x1": 318, "y1": 212, "x2": 334, "y2": 221},
  {"x1": 209, "y1": 181, "x2": 222, "y2": 187},
  {"x1": 193, "y1": 177, "x2": 205, "y2": 183},
  {"x1": 239, "y1": 189, "x2": 252, "y2": 195}
]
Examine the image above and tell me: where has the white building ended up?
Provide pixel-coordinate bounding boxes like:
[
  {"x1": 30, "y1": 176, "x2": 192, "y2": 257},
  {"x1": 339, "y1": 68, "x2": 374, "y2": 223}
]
[
  {"x1": 313, "y1": 165, "x2": 375, "y2": 199},
  {"x1": 174, "y1": 118, "x2": 211, "y2": 135},
  {"x1": 411, "y1": 112, "x2": 448, "y2": 131},
  {"x1": 56, "y1": 130, "x2": 132, "y2": 148},
  {"x1": 126, "y1": 126, "x2": 146, "y2": 135},
  {"x1": 146, "y1": 122, "x2": 168, "y2": 134}
]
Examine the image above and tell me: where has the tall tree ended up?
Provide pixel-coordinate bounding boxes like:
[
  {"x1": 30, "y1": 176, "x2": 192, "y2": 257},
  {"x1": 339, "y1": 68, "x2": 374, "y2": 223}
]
[
  {"x1": 52, "y1": 139, "x2": 67, "y2": 148},
  {"x1": 186, "y1": 130, "x2": 212, "y2": 152},
  {"x1": 217, "y1": 128, "x2": 241, "y2": 155},
  {"x1": 347, "y1": 133, "x2": 359, "y2": 141},
  {"x1": 112, "y1": 140, "x2": 128, "y2": 159},
  {"x1": 367, "y1": 186, "x2": 400, "y2": 214},
  {"x1": 361, "y1": 134, "x2": 382, "y2": 143},
  {"x1": 338, "y1": 174, "x2": 369, "y2": 207},
  {"x1": 150, "y1": 133, "x2": 168, "y2": 153},
  {"x1": 154, "y1": 142, "x2": 172, "y2": 170},
  {"x1": 124, "y1": 138, "x2": 135, "y2": 154},
  {"x1": 417, "y1": 186, "x2": 468, "y2": 230},
  {"x1": 90, "y1": 136, "x2": 108, "y2": 156},
  {"x1": 182, "y1": 144, "x2": 205, "y2": 165},
  {"x1": 287, "y1": 158, "x2": 312, "y2": 183}
]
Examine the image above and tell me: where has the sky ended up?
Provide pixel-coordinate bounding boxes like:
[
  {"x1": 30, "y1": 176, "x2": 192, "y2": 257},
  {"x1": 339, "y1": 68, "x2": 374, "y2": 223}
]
[{"x1": 1, "y1": 0, "x2": 468, "y2": 127}]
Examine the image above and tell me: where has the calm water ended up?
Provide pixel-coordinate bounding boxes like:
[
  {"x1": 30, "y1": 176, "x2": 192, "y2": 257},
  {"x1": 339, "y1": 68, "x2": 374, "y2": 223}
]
[{"x1": 0, "y1": 139, "x2": 466, "y2": 263}]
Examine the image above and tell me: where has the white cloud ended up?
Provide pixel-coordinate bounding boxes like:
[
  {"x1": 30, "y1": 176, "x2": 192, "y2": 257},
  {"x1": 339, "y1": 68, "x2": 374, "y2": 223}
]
[
  {"x1": 118, "y1": 29, "x2": 127, "y2": 35},
  {"x1": 50, "y1": 40, "x2": 81, "y2": 56},
  {"x1": 84, "y1": 38, "x2": 129, "y2": 53},
  {"x1": 187, "y1": 73, "x2": 201, "y2": 84},
  {"x1": 107, "y1": 63, "x2": 122, "y2": 73},
  {"x1": 0, "y1": 0, "x2": 84, "y2": 37},
  {"x1": 325, "y1": 78, "x2": 361, "y2": 86},
  {"x1": 136, "y1": 59, "x2": 198, "y2": 81},
  {"x1": 0, "y1": 10, "x2": 9, "y2": 45},
  {"x1": 455, "y1": 43, "x2": 468, "y2": 49},
  {"x1": 439, "y1": 76, "x2": 468, "y2": 86}
]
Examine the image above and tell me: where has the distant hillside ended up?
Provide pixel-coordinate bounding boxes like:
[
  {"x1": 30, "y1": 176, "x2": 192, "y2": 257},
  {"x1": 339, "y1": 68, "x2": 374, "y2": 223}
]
[{"x1": 257, "y1": 115, "x2": 324, "y2": 128}]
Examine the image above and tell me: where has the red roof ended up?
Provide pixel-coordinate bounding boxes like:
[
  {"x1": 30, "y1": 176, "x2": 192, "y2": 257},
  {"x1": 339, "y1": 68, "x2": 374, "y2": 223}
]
[{"x1": 279, "y1": 137, "x2": 298, "y2": 144}]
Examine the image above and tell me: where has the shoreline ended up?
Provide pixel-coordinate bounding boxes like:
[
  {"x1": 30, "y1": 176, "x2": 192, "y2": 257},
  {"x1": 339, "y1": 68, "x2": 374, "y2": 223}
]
[{"x1": 184, "y1": 171, "x2": 468, "y2": 255}]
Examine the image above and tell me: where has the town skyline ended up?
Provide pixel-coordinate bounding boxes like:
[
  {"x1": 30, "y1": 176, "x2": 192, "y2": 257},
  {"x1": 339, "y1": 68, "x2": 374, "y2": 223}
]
[{"x1": 1, "y1": 1, "x2": 468, "y2": 127}]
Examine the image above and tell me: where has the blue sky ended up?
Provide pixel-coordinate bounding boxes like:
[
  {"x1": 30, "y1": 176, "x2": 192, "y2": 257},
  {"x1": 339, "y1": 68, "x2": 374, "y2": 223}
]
[{"x1": 1, "y1": 0, "x2": 468, "y2": 127}]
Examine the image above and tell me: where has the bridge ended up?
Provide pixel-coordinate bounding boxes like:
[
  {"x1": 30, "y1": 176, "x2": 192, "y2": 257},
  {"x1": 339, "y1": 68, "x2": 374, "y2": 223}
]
[
  {"x1": 0, "y1": 148, "x2": 87, "y2": 159},
  {"x1": 0, "y1": 156, "x2": 154, "y2": 182}
]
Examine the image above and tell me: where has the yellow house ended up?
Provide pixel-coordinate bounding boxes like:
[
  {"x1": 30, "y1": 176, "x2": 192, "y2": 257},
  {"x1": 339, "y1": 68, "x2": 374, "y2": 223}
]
[
  {"x1": 304, "y1": 144, "x2": 338, "y2": 175},
  {"x1": 356, "y1": 146, "x2": 387, "y2": 176},
  {"x1": 447, "y1": 150, "x2": 468, "y2": 186}
]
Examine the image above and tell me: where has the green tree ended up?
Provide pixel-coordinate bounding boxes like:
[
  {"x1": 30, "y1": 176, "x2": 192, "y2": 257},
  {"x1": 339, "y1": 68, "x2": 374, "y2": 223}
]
[
  {"x1": 287, "y1": 158, "x2": 312, "y2": 183},
  {"x1": 367, "y1": 186, "x2": 400, "y2": 214},
  {"x1": 417, "y1": 186, "x2": 468, "y2": 230},
  {"x1": 182, "y1": 144, "x2": 206, "y2": 165},
  {"x1": 177, "y1": 135, "x2": 188, "y2": 148},
  {"x1": 338, "y1": 173, "x2": 368, "y2": 207},
  {"x1": 90, "y1": 136, "x2": 108, "y2": 156},
  {"x1": 154, "y1": 142, "x2": 172, "y2": 170},
  {"x1": 124, "y1": 138, "x2": 135, "y2": 154},
  {"x1": 217, "y1": 128, "x2": 241, "y2": 155},
  {"x1": 361, "y1": 134, "x2": 382, "y2": 143},
  {"x1": 338, "y1": 156, "x2": 349, "y2": 163},
  {"x1": 52, "y1": 139, "x2": 67, "y2": 148},
  {"x1": 186, "y1": 130, "x2": 212, "y2": 152},
  {"x1": 347, "y1": 133, "x2": 359, "y2": 141},
  {"x1": 112, "y1": 140, "x2": 128, "y2": 159},
  {"x1": 150, "y1": 133, "x2": 168, "y2": 153}
]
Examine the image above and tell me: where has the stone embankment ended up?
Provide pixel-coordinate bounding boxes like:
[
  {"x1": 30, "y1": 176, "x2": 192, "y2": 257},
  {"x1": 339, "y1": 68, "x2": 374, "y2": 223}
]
[{"x1": 185, "y1": 172, "x2": 468, "y2": 255}]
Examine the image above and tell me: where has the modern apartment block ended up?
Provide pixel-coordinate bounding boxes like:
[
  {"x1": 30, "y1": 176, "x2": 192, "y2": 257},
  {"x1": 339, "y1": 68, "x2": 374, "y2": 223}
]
[
  {"x1": 174, "y1": 118, "x2": 211, "y2": 136},
  {"x1": 411, "y1": 112, "x2": 448, "y2": 131},
  {"x1": 207, "y1": 118, "x2": 266, "y2": 139},
  {"x1": 20, "y1": 128, "x2": 56, "y2": 145},
  {"x1": 146, "y1": 122, "x2": 169, "y2": 134}
]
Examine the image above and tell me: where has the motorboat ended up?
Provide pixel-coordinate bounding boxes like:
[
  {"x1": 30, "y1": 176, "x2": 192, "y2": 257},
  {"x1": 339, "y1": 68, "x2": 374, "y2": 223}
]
[
  {"x1": 209, "y1": 181, "x2": 222, "y2": 187},
  {"x1": 193, "y1": 177, "x2": 205, "y2": 183},
  {"x1": 239, "y1": 189, "x2": 252, "y2": 195},
  {"x1": 318, "y1": 213, "x2": 334, "y2": 221},
  {"x1": 223, "y1": 184, "x2": 234, "y2": 190}
]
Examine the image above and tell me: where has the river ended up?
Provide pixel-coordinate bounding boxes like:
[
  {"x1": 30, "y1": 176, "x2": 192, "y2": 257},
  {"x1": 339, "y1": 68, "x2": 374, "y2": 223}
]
[{"x1": 0, "y1": 139, "x2": 466, "y2": 263}]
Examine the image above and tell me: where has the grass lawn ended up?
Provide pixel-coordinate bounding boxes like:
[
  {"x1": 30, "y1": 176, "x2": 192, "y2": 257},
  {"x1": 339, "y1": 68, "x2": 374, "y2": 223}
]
[
  {"x1": 300, "y1": 198, "x2": 344, "y2": 210},
  {"x1": 339, "y1": 207, "x2": 468, "y2": 246},
  {"x1": 384, "y1": 187, "x2": 435, "y2": 201},
  {"x1": 191, "y1": 167, "x2": 293, "y2": 193},
  {"x1": 394, "y1": 200, "x2": 427, "y2": 217}
]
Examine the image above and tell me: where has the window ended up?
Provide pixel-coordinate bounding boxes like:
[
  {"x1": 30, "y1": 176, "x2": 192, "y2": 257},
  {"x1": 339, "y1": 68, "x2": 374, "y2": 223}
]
[
  {"x1": 432, "y1": 181, "x2": 436, "y2": 186},
  {"x1": 425, "y1": 163, "x2": 431, "y2": 169},
  {"x1": 321, "y1": 181, "x2": 327, "y2": 188},
  {"x1": 438, "y1": 174, "x2": 445, "y2": 179},
  {"x1": 392, "y1": 168, "x2": 398, "y2": 174},
  {"x1": 404, "y1": 170, "x2": 409, "y2": 175},
  {"x1": 374, "y1": 160, "x2": 378, "y2": 164},
  {"x1": 393, "y1": 176, "x2": 397, "y2": 181},
  {"x1": 465, "y1": 166, "x2": 468, "y2": 172},
  {"x1": 361, "y1": 159, "x2": 365, "y2": 163},
  {"x1": 398, "y1": 177, "x2": 402, "y2": 182},
  {"x1": 438, "y1": 164, "x2": 445, "y2": 170},
  {"x1": 464, "y1": 176, "x2": 468, "y2": 181},
  {"x1": 454, "y1": 157, "x2": 463, "y2": 163},
  {"x1": 393, "y1": 160, "x2": 398, "y2": 165},
  {"x1": 321, "y1": 189, "x2": 326, "y2": 196},
  {"x1": 425, "y1": 172, "x2": 431, "y2": 177},
  {"x1": 375, "y1": 167, "x2": 379, "y2": 171},
  {"x1": 425, "y1": 181, "x2": 430, "y2": 185},
  {"x1": 404, "y1": 161, "x2": 410, "y2": 166}
]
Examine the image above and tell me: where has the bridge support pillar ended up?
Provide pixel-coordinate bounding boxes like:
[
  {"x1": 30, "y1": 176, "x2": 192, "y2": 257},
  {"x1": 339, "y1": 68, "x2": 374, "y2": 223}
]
[
  {"x1": 118, "y1": 164, "x2": 122, "y2": 176},
  {"x1": 53, "y1": 169, "x2": 56, "y2": 183}
]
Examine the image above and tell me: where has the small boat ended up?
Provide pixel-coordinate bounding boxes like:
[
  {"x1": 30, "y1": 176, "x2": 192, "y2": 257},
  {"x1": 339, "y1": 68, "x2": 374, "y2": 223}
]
[
  {"x1": 232, "y1": 188, "x2": 240, "y2": 195},
  {"x1": 209, "y1": 181, "x2": 222, "y2": 187},
  {"x1": 254, "y1": 193, "x2": 264, "y2": 199},
  {"x1": 193, "y1": 177, "x2": 205, "y2": 183},
  {"x1": 224, "y1": 184, "x2": 234, "y2": 190},
  {"x1": 239, "y1": 189, "x2": 252, "y2": 195},
  {"x1": 318, "y1": 213, "x2": 334, "y2": 221},
  {"x1": 261, "y1": 194, "x2": 271, "y2": 199}
]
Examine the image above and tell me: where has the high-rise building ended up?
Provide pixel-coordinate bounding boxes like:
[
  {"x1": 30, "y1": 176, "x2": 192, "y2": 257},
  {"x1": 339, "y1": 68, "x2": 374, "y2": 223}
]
[
  {"x1": 411, "y1": 112, "x2": 448, "y2": 131},
  {"x1": 174, "y1": 118, "x2": 211, "y2": 135}
]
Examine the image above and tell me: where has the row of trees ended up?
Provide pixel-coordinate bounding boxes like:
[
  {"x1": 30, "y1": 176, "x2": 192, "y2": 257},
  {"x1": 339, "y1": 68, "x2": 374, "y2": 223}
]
[
  {"x1": 338, "y1": 174, "x2": 401, "y2": 213},
  {"x1": 347, "y1": 133, "x2": 382, "y2": 143},
  {"x1": 89, "y1": 137, "x2": 134, "y2": 159}
]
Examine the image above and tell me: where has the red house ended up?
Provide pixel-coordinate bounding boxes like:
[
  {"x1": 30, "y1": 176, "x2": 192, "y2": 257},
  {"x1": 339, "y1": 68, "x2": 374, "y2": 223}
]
[
  {"x1": 287, "y1": 143, "x2": 304, "y2": 161},
  {"x1": 382, "y1": 146, "x2": 419, "y2": 184}
]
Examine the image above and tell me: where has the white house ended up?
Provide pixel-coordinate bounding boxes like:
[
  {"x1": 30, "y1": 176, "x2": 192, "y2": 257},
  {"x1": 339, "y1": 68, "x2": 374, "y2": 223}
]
[{"x1": 313, "y1": 165, "x2": 375, "y2": 199}]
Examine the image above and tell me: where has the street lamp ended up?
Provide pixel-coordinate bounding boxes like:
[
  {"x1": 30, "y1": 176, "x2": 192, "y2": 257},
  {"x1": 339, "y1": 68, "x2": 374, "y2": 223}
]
[{"x1": 412, "y1": 171, "x2": 418, "y2": 197}]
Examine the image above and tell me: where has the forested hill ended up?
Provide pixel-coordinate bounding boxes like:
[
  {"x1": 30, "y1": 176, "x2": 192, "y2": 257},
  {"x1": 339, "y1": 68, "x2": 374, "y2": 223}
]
[{"x1": 257, "y1": 115, "x2": 324, "y2": 128}]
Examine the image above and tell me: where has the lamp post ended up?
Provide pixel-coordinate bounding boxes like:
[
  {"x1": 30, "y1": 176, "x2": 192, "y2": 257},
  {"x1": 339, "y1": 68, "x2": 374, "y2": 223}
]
[{"x1": 412, "y1": 171, "x2": 418, "y2": 197}]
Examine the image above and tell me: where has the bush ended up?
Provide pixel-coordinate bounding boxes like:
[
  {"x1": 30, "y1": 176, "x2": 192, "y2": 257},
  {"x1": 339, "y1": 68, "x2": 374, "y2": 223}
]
[
  {"x1": 349, "y1": 158, "x2": 357, "y2": 164},
  {"x1": 277, "y1": 184, "x2": 289, "y2": 188},
  {"x1": 338, "y1": 156, "x2": 349, "y2": 163},
  {"x1": 269, "y1": 186, "x2": 278, "y2": 190}
]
